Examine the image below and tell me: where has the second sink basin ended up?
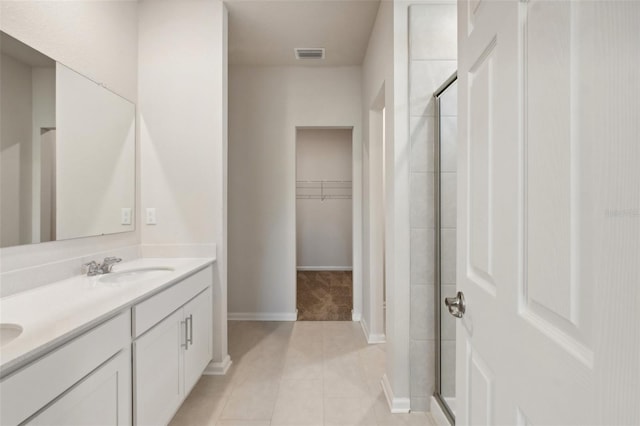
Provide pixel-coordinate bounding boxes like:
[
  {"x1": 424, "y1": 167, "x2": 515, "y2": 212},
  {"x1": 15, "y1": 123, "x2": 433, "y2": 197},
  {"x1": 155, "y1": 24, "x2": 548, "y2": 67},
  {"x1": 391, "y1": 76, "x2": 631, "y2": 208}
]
[
  {"x1": 0, "y1": 324, "x2": 23, "y2": 347},
  {"x1": 98, "y1": 267, "x2": 175, "y2": 284}
]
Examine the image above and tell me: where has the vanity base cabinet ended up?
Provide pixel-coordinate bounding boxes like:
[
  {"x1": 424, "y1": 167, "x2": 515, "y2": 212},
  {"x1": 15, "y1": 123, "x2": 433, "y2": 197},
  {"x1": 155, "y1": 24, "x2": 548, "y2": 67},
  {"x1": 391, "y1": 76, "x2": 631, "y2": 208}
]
[
  {"x1": 134, "y1": 286, "x2": 212, "y2": 426},
  {"x1": 28, "y1": 349, "x2": 131, "y2": 425},
  {"x1": 0, "y1": 312, "x2": 131, "y2": 425}
]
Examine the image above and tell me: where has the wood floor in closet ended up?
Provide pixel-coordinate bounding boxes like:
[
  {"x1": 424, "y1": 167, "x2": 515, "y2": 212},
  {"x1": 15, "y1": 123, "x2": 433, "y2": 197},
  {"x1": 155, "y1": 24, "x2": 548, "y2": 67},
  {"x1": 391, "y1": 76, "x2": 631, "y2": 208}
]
[{"x1": 297, "y1": 271, "x2": 353, "y2": 321}]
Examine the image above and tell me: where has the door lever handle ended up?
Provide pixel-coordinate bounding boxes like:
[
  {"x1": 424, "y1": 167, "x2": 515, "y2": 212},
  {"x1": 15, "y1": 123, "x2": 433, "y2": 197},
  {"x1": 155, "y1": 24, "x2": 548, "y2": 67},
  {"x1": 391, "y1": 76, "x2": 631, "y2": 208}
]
[{"x1": 445, "y1": 291, "x2": 466, "y2": 318}]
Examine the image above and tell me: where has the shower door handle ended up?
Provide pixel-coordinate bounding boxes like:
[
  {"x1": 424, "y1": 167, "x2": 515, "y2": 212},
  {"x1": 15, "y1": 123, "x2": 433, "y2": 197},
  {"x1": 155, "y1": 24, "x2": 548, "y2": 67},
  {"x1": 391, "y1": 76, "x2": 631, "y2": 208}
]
[{"x1": 445, "y1": 291, "x2": 466, "y2": 318}]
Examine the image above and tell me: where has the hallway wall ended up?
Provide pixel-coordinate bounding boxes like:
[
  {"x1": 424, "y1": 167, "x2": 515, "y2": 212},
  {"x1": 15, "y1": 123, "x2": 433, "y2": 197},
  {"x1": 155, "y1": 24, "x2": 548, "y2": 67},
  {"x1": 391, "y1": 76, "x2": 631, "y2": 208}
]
[
  {"x1": 137, "y1": 0, "x2": 229, "y2": 371},
  {"x1": 361, "y1": 0, "x2": 393, "y2": 352},
  {"x1": 361, "y1": 0, "x2": 457, "y2": 412},
  {"x1": 228, "y1": 66, "x2": 362, "y2": 319}
]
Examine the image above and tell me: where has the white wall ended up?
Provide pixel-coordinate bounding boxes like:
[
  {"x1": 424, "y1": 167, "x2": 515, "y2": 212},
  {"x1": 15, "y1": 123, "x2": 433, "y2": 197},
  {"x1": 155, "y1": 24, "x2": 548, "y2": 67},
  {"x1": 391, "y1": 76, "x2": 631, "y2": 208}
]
[
  {"x1": 137, "y1": 0, "x2": 229, "y2": 373},
  {"x1": 362, "y1": 0, "x2": 425, "y2": 412},
  {"x1": 361, "y1": 0, "x2": 393, "y2": 344},
  {"x1": 0, "y1": 0, "x2": 139, "y2": 296},
  {"x1": 362, "y1": 0, "x2": 415, "y2": 412},
  {"x1": 360, "y1": 0, "x2": 457, "y2": 412},
  {"x1": 296, "y1": 128, "x2": 353, "y2": 269},
  {"x1": 228, "y1": 66, "x2": 362, "y2": 319}
]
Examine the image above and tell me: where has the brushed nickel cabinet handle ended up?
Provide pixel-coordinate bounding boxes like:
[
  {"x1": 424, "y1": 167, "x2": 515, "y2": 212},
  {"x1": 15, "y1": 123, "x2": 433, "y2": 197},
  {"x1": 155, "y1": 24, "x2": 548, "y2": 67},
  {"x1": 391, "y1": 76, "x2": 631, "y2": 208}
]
[
  {"x1": 187, "y1": 314, "x2": 193, "y2": 346},
  {"x1": 181, "y1": 320, "x2": 189, "y2": 350}
]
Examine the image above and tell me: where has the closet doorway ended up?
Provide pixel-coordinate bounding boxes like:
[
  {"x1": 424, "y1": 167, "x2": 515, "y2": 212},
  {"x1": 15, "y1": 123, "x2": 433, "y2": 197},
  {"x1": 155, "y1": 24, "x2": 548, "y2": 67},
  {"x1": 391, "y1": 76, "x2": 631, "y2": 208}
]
[{"x1": 295, "y1": 128, "x2": 353, "y2": 321}]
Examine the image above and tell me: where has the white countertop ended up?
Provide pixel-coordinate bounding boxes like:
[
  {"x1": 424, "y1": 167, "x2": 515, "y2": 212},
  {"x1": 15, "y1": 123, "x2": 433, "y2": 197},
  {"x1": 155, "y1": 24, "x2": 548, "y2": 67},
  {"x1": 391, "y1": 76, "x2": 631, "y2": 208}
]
[{"x1": 0, "y1": 257, "x2": 214, "y2": 378}]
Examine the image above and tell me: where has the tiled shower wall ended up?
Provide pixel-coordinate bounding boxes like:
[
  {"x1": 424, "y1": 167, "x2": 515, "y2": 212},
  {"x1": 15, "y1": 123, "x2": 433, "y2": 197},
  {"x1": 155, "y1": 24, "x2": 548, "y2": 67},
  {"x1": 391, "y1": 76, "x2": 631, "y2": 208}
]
[{"x1": 408, "y1": 3, "x2": 457, "y2": 411}]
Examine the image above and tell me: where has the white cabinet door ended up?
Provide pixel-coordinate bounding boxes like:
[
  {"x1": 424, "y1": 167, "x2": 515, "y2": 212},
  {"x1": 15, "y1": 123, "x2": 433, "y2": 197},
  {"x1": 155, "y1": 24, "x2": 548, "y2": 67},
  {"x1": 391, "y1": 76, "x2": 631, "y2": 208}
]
[
  {"x1": 29, "y1": 349, "x2": 131, "y2": 426},
  {"x1": 134, "y1": 309, "x2": 185, "y2": 426},
  {"x1": 183, "y1": 288, "x2": 212, "y2": 393},
  {"x1": 457, "y1": 0, "x2": 640, "y2": 424}
]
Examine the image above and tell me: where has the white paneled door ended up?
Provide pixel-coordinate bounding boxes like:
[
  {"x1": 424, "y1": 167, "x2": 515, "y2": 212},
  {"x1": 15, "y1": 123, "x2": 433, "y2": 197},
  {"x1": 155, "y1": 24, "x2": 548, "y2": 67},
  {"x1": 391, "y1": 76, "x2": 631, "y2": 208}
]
[{"x1": 456, "y1": 0, "x2": 640, "y2": 424}]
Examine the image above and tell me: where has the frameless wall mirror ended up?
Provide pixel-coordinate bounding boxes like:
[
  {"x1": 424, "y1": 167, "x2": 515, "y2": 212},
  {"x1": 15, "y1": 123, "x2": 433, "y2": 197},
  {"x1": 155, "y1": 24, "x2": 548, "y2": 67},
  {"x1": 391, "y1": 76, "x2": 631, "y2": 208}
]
[
  {"x1": 434, "y1": 73, "x2": 457, "y2": 424},
  {"x1": 0, "y1": 31, "x2": 135, "y2": 248}
]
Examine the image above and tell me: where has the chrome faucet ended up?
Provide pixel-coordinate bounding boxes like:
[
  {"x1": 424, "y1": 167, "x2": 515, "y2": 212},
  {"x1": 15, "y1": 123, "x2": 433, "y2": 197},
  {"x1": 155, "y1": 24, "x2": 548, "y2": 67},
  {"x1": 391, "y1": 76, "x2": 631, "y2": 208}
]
[
  {"x1": 100, "y1": 257, "x2": 122, "y2": 273},
  {"x1": 83, "y1": 257, "x2": 122, "y2": 276},
  {"x1": 83, "y1": 261, "x2": 102, "y2": 276}
]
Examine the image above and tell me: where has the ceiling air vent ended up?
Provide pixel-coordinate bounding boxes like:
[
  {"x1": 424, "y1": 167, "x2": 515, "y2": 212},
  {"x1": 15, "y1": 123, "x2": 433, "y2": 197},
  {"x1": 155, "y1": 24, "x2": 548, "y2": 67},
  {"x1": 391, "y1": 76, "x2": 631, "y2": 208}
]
[{"x1": 295, "y1": 48, "x2": 325, "y2": 60}]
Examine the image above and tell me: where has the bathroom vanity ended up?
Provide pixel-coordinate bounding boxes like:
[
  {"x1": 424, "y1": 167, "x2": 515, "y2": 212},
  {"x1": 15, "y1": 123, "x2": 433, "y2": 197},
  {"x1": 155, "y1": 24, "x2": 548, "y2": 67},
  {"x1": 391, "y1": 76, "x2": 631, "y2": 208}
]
[
  {"x1": 0, "y1": 14, "x2": 227, "y2": 426},
  {"x1": 0, "y1": 258, "x2": 214, "y2": 425}
]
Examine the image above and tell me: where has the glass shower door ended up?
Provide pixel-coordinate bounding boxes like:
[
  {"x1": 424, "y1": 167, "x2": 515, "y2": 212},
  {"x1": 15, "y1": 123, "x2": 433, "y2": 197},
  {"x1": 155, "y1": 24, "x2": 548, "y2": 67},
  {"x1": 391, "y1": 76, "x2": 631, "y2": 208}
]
[{"x1": 434, "y1": 73, "x2": 457, "y2": 424}]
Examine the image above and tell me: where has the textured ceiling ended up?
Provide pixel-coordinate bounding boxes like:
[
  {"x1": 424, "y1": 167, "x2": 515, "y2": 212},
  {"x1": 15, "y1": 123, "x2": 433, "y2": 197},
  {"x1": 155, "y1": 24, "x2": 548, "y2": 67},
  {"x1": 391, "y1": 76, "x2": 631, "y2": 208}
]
[{"x1": 227, "y1": 0, "x2": 381, "y2": 66}]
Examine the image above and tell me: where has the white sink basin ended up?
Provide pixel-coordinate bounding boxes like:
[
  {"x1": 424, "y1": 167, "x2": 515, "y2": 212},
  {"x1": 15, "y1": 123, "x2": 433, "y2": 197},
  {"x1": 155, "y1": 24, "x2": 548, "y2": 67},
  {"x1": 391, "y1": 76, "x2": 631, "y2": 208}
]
[
  {"x1": 0, "y1": 324, "x2": 23, "y2": 347},
  {"x1": 98, "y1": 267, "x2": 175, "y2": 284}
]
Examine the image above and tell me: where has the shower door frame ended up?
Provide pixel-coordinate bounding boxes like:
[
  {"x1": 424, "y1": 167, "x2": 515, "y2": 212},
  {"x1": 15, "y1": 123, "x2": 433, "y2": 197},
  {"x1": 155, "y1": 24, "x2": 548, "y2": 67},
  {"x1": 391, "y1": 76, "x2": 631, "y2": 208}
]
[{"x1": 433, "y1": 72, "x2": 457, "y2": 425}]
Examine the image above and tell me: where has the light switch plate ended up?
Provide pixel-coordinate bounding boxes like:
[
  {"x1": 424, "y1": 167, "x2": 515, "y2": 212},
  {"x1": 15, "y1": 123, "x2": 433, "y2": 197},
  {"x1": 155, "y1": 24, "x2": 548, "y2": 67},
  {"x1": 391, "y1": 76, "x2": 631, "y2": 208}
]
[
  {"x1": 121, "y1": 208, "x2": 132, "y2": 225},
  {"x1": 146, "y1": 208, "x2": 157, "y2": 225}
]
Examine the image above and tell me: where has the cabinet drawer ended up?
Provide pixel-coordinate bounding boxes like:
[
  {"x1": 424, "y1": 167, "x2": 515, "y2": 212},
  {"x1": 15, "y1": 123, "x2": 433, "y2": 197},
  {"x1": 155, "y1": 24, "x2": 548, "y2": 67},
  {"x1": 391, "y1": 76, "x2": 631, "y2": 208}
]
[
  {"x1": 0, "y1": 311, "x2": 130, "y2": 425},
  {"x1": 133, "y1": 267, "x2": 211, "y2": 338}
]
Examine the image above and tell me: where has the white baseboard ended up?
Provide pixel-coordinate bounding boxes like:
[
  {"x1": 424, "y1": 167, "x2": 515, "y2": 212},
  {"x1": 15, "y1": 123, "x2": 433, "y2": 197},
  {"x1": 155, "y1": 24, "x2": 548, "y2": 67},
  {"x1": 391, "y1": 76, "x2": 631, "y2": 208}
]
[
  {"x1": 430, "y1": 396, "x2": 453, "y2": 426},
  {"x1": 228, "y1": 312, "x2": 298, "y2": 321},
  {"x1": 296, "y1": 266, "x2": 353, "y2": 271},
  {"x1": 360, "y1": 317, "x2": 370, "y2": 340},
  {"x1": 360, "y1": 317, "x2": 386, "y2": 344},
  {"x1": 352, "y1": 311, "x2": 362, "y2": 321},
  {"x1": 369, "y1": 333, "x2": 386, "y2": 343},
  {"x1": 203, "y1": 355, "x2": 232, "y2": 375},
  {"x1": 381, "y1": 374, "x2": 411, "y2": 413}
]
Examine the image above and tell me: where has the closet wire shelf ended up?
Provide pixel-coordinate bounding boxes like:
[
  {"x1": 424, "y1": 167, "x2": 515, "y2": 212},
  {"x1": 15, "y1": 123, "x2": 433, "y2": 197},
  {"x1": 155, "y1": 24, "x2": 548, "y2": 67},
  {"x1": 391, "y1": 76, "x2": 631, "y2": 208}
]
[{"x1": 296, "y1": 180, "x2": 352, "y2": 200}]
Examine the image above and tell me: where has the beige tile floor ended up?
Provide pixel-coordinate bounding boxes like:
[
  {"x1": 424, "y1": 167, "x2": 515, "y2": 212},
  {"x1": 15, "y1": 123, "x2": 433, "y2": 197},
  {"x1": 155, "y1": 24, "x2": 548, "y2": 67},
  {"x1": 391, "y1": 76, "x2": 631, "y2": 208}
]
[{"x1": 169, "y1": 321, "x2": 435, "y2": 426}]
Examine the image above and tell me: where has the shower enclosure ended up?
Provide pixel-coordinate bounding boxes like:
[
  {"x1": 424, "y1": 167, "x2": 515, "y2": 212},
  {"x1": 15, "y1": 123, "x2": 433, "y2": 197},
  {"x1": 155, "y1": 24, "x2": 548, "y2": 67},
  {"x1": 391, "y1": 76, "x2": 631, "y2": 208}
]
[{"x1": 433, "y1": 72, "x2": 457, "y2": 424}]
